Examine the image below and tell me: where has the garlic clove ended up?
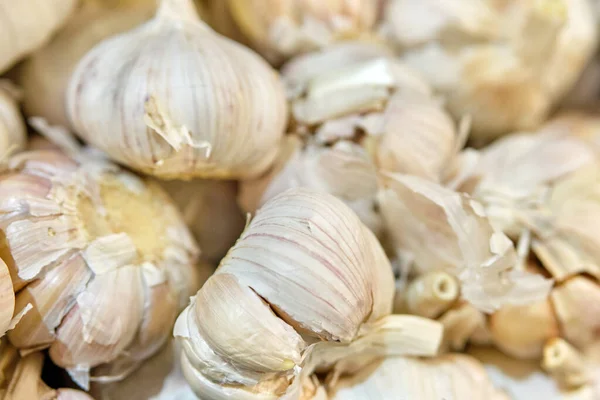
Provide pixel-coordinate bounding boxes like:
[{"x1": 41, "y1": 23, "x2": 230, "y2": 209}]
[
  {"x1": 67, "y1": 0, "x2": 288, "y2": 180},
  {"x1": 0, "y1": 258, "x2": 15, "y2": 337},
  {"x1": 402, "y1": 270, "x2": 460, "y2": 319},
  {"x1": 0, "y1": 81, "x2": 27, "y2": 161},
  {"x1": 438, "y1": 302, "x2": 489, "y2": 352},
  {"x1": 543, "y1": 338, "x2": 590, "y2": 390}
]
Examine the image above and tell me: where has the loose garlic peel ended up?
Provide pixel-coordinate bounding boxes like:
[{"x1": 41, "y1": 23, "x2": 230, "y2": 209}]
[
  {"x1": 0, "y1": 150, "x2": 199, "y2": 389},
  {"x1": 67, "y1": 0, "x2": 287, "y2": 180},
  {"x1": 239, "y1": 137, "x2": 383, "y2": 237},
  {"x1": 175, "y1": 188, "x2": 443, "y2": 399},
  {"x1": 0, "y1": 82, "x2": 27, "y2": 161},
  {"x1": 0, "y1": 0, "x2": 77, "y2": 73},
  {"x1": 18, "y1": 0, "x2": 156, "y2": 127},
  {"x1": 384, "y1": 0, "x2": 598, "y2": 140},
  {"x1": 0, "y1": 339, "x2": 93, "y2": 400}
]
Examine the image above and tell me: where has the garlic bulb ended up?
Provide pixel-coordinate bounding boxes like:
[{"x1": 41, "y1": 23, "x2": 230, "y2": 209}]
[
  {"x1": 67, "y1": 0, "x2": 288, "y2": 180},
  {"x1": 383, "y1": 0, "x2": 598, "y2": 140},
  {"x1": 0, "y1": 339, "x2": 93, "y2": 400},
  {"x1": 379, "y1": 172, "x2": 552, "y2": 313},
  {"x1": 160, "y1": 179, "x2": 245, "y2": 265},
  {"x1": 239, "y1": 136, "x2": 383, "y2": 236},
  {"x1": 0, "y1": 149, "x2": 199, "y2": 389},
  {"x1": 281, "y1": 42, "x2": 463, "y2": 182},
  {"x1": 220, "y1": 0, "x2": 380, "y2": 64},
  {"x1": 0, "y1": 0, "x2": 77, "y2": 73},
  {"x1": 175, "y1": 188, "x2": 443, "y2": 399},
  {"x1": 0, "y1": 81, "x2": 27, "y2": 158},
  {"x1": 18, "y1": 0, "x2": 156, "y2": 127}
]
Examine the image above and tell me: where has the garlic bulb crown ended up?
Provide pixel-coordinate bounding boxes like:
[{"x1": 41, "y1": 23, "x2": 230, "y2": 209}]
[
  {"x1": 175, "y1": 188, "x2": 443, "y2": 399},
  {"x1": 0, "y1": 81, "x2": 27, "y2": 159},
  {"x1": 0, "y1": 149, "x2": 199, "y2": 389},
  {"x1": 67, "y1": 0, "x2": 288, "y2": 180}
]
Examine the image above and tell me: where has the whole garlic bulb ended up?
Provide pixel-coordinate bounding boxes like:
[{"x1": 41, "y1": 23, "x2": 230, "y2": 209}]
[
  {"x1": 0, "y1": 0, "x2": 77, "y2": 73},
  {"x1": 219, "y1": 0, "x2": 380, "y2": 64},
  {"x1": 18, "y1": 0, "x2": 156, "y2": 127},
  {"x1": 175, "y1": 188, "x2": 443, "y2": 399},
  {"x1": 383, "y1": 0, "x2": 598, "y2": 140},
  {"x1": 0, "y1": 149, "x2": 199, "y2": 389},
  {"x1": 0, "y1": 82, "x2": 27, "y2": 158},
  {"x1": 67, "y1": 0, "x2": 288, "y2": 180}
]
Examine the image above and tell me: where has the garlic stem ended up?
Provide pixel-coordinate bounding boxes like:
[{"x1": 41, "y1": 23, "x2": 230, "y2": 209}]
[
  {"x1": 405, "y1": 271, "x2": 459, "y2": 318},
  {"x1": 542, "y1": 338, "x2": 589, "y2": 389},
  {"x1": 156, "y1": 0, "x2": 202, "y2": 24}
]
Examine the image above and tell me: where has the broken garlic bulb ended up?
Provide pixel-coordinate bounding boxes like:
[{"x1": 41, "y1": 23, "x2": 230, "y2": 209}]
[
  {"x1": 379, "y1": 173, "x2": 552, "y2": 313},
  {"x1": 0, "y1": 82, "x2": 27, "y2": 158},
  {"x1": 0, "y1": 149, "x2": 199, "y2": 389},
  {"x1": 67, "y1": 0, "x2": 287, "y2": 180},
  {"x1": 383, "y1": 0, "x2": 598, "y2": 140},
  {"x1": 18, "y1": 0, "x2": 156, "y2": 127},
  {"x1": 0, "y1": 0, "x2": 77, "y2": 73},
  {"x1": 238, "y1": 136, "x2": 383, "y2": 236},
  {"x1": 175, "y1": 188, "x2": 443, "y2": 399},
  {"x1": 221, "y1": 0, "x2": 380, "y2": 64}
]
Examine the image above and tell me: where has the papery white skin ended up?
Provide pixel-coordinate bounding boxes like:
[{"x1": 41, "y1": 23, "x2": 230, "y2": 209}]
[
  {"x1": 0, "y1": 82, "x2": 27, "y2": 159},
  {"x1": 67, "y1": 0, "x2": 288, "y2": 180},
  {"x1": 384, "y1": 0, "x2": 598, "y2": 140},
  {"x1": 378, "y1": 173, "x2": 552, "y2": 313}
]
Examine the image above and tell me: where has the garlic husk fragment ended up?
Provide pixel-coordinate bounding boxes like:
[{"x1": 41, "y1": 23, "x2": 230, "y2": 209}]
[
  {"x1": 0, "y1": 149, "x2": 199, "y2": 389},
  {"x1": 175, "y1": 188, "x2": 443, "y2": 399},
  {"x1": 379, "y1": 172, "x2": 552, "y2": 313},
  {"x1": 0, "y1": 0, "x2": 77, "y2": 73},
  {"x1": 18, "y1": 0, "x2": 156, "y2": 127},
  {"x1": 0, "y1": 81, "x2": 27, "y2": 159},
  {"x1": 329, "y1": 353, "x2": 509, "y2": 400},
  {"x1": 67, "y1": 0, "x2": 288, "y2": 180},
  {"x1": 222, "y1": 0, "x2": 380, "y2": 64},
  {"x1": 383, "y1": 0, "x2": 598, "y2": 140},
  {"x1": 239, "y1": 136, "x2": 383, "y2": 236},
  {"x1": 160, "y1": 179, "x2": 245, "y2": 265},
  {"x1": 0, "y1": 339, "x2": 93, "y2": 400}
]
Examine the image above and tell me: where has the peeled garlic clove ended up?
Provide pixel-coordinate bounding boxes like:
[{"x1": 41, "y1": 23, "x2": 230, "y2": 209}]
[
  {"x1": 0, "y1": 0, "x2": 77, "y2": 73},
  {"x1": 239, "y1": 137, "x2": 383, "y2": 236},
  {"x1": 67, "y1": 0, "x2": 288, "y2": 180},
  {"x1": 543, "y1": 338, "x2": 590, "y2": 390},
  {"x1": 438, "y1": 302, "x2": 489, "y2": 352},
  {"x1": 384, "y1": 0, "x2": 598, "y2": 140},
  {"x1": 402, "y1": 270, "x2": 460, "y2": 319},
  {"x1": 18, "y1": 0, "x2": 156, "y2": 127},
  {"x1": 0, "y1": 149, "x2": 199, "y2": 388},
  {"x1": 0, "y1": 82, "x2": 26, "y2": 159},
  {"x1": 379, "y1": 172, "x2": 552, "y2": 312},
  {"x1": 224, "y1": 0, "x2": 380, "y2": 64}
]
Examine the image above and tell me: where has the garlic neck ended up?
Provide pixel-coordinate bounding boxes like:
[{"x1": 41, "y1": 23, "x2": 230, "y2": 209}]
[{"x1": 156, "y1": 0, "x2": 203, "y2": 25}]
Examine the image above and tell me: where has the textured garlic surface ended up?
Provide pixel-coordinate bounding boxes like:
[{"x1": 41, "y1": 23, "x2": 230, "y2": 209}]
[
  {"x1": 0, "y1": 150, "x2": 199, "y2": 389},
  {"x1": 175, "y1": 188, "x2": 443, "y2": 399},
  {"x1": 384, "y1": 0, "x2": 598, "y2": 140},
  {"x1": 67, "y1": 0, "x2": 288, "y2": 180},
  {"x1": 0, "y1": 82, "x2": 27, "y2": 158},
  {"x1": 18, "y1": 0, "x2": 156, "y2": 127},
  {"x1": 0, "y1": 0, "x2": 77, "y2": 73}
]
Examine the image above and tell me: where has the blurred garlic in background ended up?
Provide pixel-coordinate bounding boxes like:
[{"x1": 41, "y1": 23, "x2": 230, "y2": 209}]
[
  {"x1": 18, "y1": 0, "x2": 156, "y2": 127},
  {"x1": 0, "y1": 149, "x2": 199, "y2": 389},
  {"x1": 383, "y1": 0, "x2": 599, "y2": 141},
  {"x1": 0, "y1": 0, "x2": 77, "y2": 73},
  {"x1": 0, "y1": 81, "x2": 26, "y2": 159}
]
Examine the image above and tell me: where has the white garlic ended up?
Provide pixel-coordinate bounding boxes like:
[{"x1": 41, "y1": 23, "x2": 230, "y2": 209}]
[
  {"x1": 379, "y1": 172, "x2": 552, "y2": 313},
  {"x1": 383, "y1": 0, "x2": 599, "y2": 140},
  {"x1": 67, "y1": 0, "x2": 288, "y2": 180},
  {"x1": 0, "y1": 149, "x2": 199, "y2": 389},
  {"x1": 175, "y1": 188, "x2": 443, "y2": 399},
  {"x1": 0, "y1": 81, "x2": 27, "y2": 159},
  {"x1": 18, "y1": 0, "x2": 156, "y2": 127},
  {"x1": 0, "y1": 0, "x2": 77, "y2": 73}
]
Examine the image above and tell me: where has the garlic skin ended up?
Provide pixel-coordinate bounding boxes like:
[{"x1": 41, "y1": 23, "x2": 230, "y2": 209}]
[
  {"x1": 0, "y1": 149, "x2": 199, "y2": 389},
  {"x1": 0, "y1": 0, "x2": 77, "y2": 73},
  {"x1": 18, "y1": 0, "x2": 156, "y2": 127},
  {"x1": 239, "y1": 137, "x2": 383, "y2": 236},
  {"x1": 0, "y1": 82, "x2": 27, "y2": 158},
  {"x1": 175, "y1": 188, "x2": 443, "y2": 399},
  {"x1": 384, "y1": 0, "x2": 598, "y2": 140},
  {"x1": 67, "y1": 0, "x2": 288, "y2": 180},
  {"x1": 222, "y1": 0, "x2": 380, "y2": 64},
  {"x1": 379, "y1": 172, "x2": 552, "y2": 313}
]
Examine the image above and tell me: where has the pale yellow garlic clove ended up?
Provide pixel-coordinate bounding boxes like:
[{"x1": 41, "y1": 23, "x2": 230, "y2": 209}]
[
  {"x1": 0, "y1": 81, "x2": 27, "y2": 160},
  {"x1": 175, "y1": 188, "x2": 443, "y2": 399},
  {"x1": 543, "y1": 338, "x2": 590, "y2": 390},
  {"x1": 0, "y1": 0, "x2": 77, "y2": 73},
  {"x1": 438, "y1": 302, "x2": 490, "y2": 352},
  {"x1": 18, "y1": 0, "x2": 156, "y2": 127},
  {"x1": 67, "y1": 0, "x2": 288, "y2": 180},
  {"x1": 0, "y1": 258, "x2": 15, "y2": 338},
  {"x1": 384, "y1": 0, "x2": 598, "y2": 140},
  {"x1": 402, "y1": 270, "x2": 460, "y2": 319},
  {"x1": 0, "y1": 149, "x2": 199, "y2": 389}
]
